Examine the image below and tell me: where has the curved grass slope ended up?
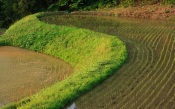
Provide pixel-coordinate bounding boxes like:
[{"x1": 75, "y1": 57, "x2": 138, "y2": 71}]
[{"x1": 1, "y1": 13, "x2": 127, "y2": 109}]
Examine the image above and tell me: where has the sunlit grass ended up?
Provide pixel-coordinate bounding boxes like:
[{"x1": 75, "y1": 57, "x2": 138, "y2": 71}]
[{"x1": 1, "y1": 13, "x2": 127, "y2": 109}]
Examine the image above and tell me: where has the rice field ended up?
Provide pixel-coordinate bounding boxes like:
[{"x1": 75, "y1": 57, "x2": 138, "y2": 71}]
[
  {"x1": 0, "y1": 46, "x2": 73, "y2": 108},
  {"x1": 41, "y1": 14, "x2": 175, "y2": 109}
]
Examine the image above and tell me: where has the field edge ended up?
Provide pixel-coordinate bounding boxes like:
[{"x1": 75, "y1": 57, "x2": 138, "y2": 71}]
[{"x1": 0, "y1": 13, "x2": 127, "y2": 109}]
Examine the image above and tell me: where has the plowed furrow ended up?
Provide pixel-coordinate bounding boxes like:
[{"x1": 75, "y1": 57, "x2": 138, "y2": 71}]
[{"x1": 40, "y1": 15, "x2": 175, "y2": 109}]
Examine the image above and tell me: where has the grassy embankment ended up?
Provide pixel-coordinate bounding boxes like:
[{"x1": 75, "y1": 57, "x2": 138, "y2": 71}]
[{"x1": 0, "y1": 13, "x2": 127, "y2": 109}]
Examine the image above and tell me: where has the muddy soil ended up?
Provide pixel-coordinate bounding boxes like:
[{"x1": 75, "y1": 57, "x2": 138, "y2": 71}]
[{"x1": 0, "y1": 46, "x2": 73, "y2": 107}]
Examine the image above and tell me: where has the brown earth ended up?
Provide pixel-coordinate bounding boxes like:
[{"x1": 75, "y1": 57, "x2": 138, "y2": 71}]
[
  {"x1": 72, "y1": 4, "x2": 175, "y2": 20},
  {"x1": 101, "y1": 4, "x2": 175, "y2": 20},
  {"x1": 71, "y1": 4, "x2": 175, "y2": 20}
]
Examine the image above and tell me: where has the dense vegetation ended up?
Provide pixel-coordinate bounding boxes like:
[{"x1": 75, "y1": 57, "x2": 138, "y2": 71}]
[
  {"x1": 0, "y1": 13, "x2": 127, "y2": 109},
  {"x1": 0, "y1": 0, "x2": 175, "y2": 28}
]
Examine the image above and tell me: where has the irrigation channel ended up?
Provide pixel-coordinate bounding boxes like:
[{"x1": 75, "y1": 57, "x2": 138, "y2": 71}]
[
  {"x1": 0, "y1": 46, "x2": 73, "y2": 107},
  {"x1": 41, "y1": 14, "x2": 175, "y2": 109}
]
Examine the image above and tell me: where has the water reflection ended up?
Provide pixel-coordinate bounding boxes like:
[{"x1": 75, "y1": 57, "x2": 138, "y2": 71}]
[
  {"x1": 0, "y1": 46, "x2": 73, "y2": 107},
  {"x1": 66, "y1": 103, "x2": 76, "y2": 109}
]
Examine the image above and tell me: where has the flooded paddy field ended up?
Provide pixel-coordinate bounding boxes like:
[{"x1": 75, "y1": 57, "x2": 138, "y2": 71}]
[
  {"x1": 0, "y1": 46, "x2": 73, "y2": 107},
  {"x1": 41, "y1": 14, "x2": 175, "y2": 109}
]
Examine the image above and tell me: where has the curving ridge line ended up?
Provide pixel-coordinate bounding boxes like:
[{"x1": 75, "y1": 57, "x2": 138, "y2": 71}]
[
  {"x1": 0, "y1": 13, "x2": 127, "y2": 109},
  {"x1": 42, "y1": 14, "x2": 175, "y2": 109}
]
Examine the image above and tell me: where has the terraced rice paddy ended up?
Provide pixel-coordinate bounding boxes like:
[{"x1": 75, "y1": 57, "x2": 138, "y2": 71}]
[
  {"x1": 0, "y1": 46, "x2": 73, "y2": 108},
  {"x1": 41, "y1": 14, "x2": 175, "y2": 109}
]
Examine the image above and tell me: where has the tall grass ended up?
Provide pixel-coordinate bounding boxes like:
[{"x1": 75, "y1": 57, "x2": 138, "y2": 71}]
[{"x1": 1, "y1": 13, "x2": 127, "y2": 109}]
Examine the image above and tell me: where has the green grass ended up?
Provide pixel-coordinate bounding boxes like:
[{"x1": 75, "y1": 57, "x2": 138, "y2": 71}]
[{"x1": 0, "y1": 13, "x2": 127, "y2": 109}]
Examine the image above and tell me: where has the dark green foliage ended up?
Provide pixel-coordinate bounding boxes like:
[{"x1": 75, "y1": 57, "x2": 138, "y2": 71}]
[
  {"x1": 0, "y1": 0, "x2": 58, "y2": 28},
  {"x1": 0, "y1": 0, "x2": 175, "y2": 28}
]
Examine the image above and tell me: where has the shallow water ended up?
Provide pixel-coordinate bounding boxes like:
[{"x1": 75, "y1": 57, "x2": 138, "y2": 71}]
[
  {"x1": 65, "y1": 103, "x2": 76, "y2": 109},
  {"x1": 0, "y1": 46, "x2": 73, "y2": 107},
  {"x1": 41, "y1": 14, "x2": 175, "y2": 109}
]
